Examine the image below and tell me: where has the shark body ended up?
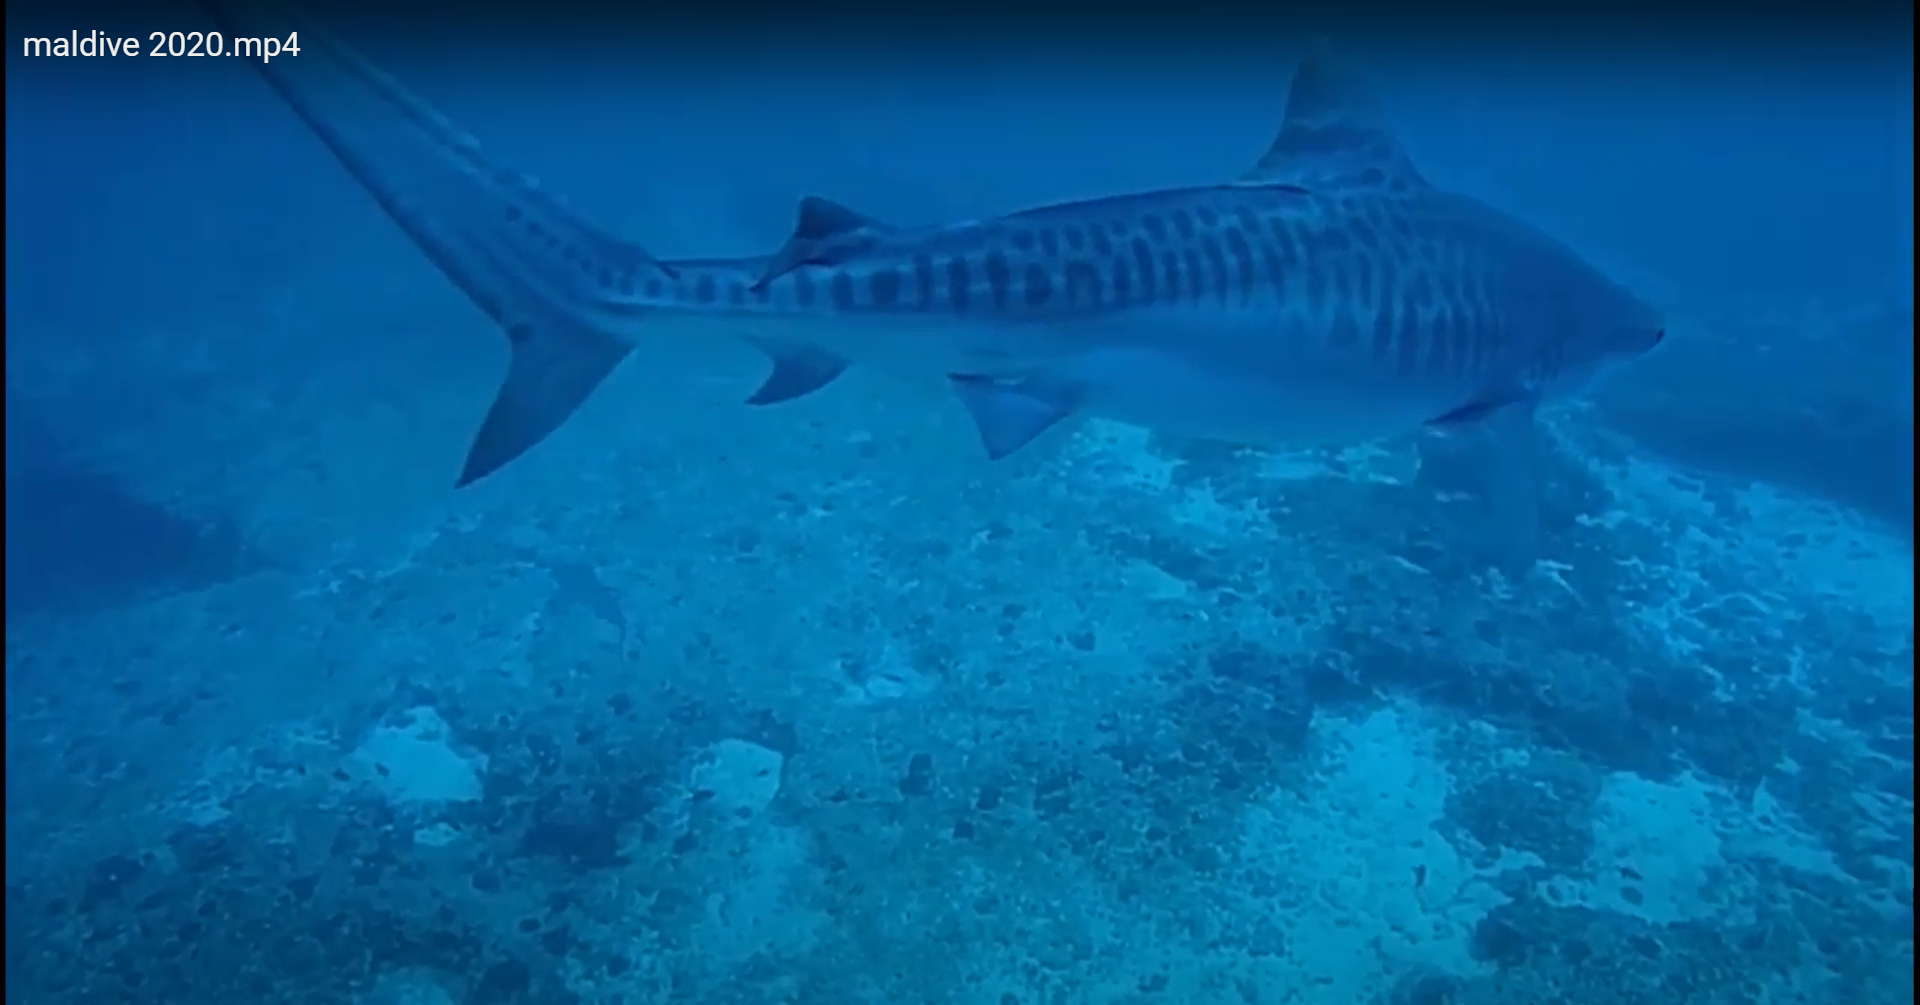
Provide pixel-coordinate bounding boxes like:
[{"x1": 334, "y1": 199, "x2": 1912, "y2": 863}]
[{"x1": 203, "y1": 3, "x2": 1663, "y2": 560}]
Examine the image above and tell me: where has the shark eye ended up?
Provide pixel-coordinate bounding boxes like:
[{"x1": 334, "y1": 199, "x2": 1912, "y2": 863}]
[{"x1": 1651, "y1": 328, "x2": 1666, "y2": 346}]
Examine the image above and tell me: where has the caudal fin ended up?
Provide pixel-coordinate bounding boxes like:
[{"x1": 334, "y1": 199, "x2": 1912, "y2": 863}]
[{"x1": 198, "y1": 0, "x2": 676, "y2": 485}]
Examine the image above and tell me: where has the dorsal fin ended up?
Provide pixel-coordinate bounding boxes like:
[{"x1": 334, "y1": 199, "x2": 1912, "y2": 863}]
[
  {"x1": 1241, "y1": 42, "x2": 1427, "y2": 194},
  {"x1": 751, "y1": 196, "x2": 888, "y2": 291}
]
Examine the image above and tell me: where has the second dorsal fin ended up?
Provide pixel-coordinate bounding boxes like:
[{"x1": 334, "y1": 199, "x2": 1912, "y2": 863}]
[
  {"x1": 792, "y1": 196, "x2": 883, "y2": 240},
  {"x1": 750, "y1": 196, "x2": 889, "y2": 291}
]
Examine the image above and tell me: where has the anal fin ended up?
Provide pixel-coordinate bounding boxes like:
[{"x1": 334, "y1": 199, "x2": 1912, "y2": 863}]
[
  {"x1": 948, "y1": 373, "x2": 1080, "y2": 460},
  {"x1": 740, "y1": 335, "x2": 849, "y2": 405}
]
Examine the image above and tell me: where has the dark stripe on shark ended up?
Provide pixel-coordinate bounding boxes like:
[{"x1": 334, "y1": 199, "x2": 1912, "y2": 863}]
[
  {"x1": 1223, "y1": 227, "x2": 1255, "y2": 306},
  {"x1": 1478, "y1": 306, "x2": 1500, "y2": 375},
  {"x1": 1456, "y1": 305, "x2": 1476, "y2": 376},
  {"x1": 1024, "y1": 263, "x2": 1052, "y2": 308},
  {"x1": 947, "y1": 256, "x2": 971, "y2": 312},
  {"x1": 1372, "y1": 299, "x2": 1396, "y2": 362},
  {"x1": 1395, "y1": 291, "x2": 1423, "y2": 378},
  {"x1": 1259, "y1": 238, "x2": 1286, "y2": 296},
  {"x1": 985, "y1": 252, "x2": 1012, "y2": 310},
  {"x1": 1182, "y1": 245, "x2": 1213, "y2": 305},
  {"x1": 913, "y1": 254, "x2": 937, "y2": 310},
  {"x1": 1206, "y1": 244, "x2": 1227, "y2": 304},
  {"x1": 1064, "y1": 260, "x2": 1102, "y2": 309},
  {"x1": 1329, "y1": 268, "x2": 1352, "y2": 324},
  {"x1": 1348, "y1": 217, "x2": 1380, "y2": 250},
  {"x1": 1430, "y1": 302, "x2": 1453, "y2": 374},
  {"x1": 1329, "y1": 311, "x2": 1362, "y2": 350},
  {"x1": 1131, "y1": 239, "x2": 1157, "y2": 304},
  {"x1": 1352, "y1": 253, "x2": 1374, "y2": 307},
  {"x1": 1329, "y1": 270, "x2": 1356, "y2": 346},
  {"x1": 1456, "y1": 304, "x2": 1478, "y2": 377},
  {"x1": 1451, "y1": 303, "x2": 1466, "y2": 376},
  {"x1": 870, "y1": 266, "x2": 902, "y2": 308},
  {"x1": 1110, "y1": 256, "x2": 1133, "y2": 307},
  {"x1": 1268, "y1": 218, "x2": 1300, "y2": 266},
  {"x1": 1451, "y1": 284, "x2": 1477, "y2": 376}
]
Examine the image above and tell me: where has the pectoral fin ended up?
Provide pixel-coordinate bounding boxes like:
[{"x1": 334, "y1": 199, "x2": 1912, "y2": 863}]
[
  {"x1": 948, "y1": 373, "x2": 1080, "y2": 460},
  {"x1": 1426, "y1": 379, "x2": 1535, "y2": 428}
]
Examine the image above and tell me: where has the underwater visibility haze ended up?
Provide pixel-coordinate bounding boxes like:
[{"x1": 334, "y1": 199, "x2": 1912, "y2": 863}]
[{"x1": 3, "y1": 4, "x2": 1913, "y2": 1004}]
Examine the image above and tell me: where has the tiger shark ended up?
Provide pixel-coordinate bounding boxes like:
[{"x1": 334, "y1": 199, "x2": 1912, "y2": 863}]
[{"x1": 202, "y1": 3, "x2": 1664, "y2": 565}]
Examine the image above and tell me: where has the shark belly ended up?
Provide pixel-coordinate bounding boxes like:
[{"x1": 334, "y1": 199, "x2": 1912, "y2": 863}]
[
  {"x1": 772, "y1": 313, "x2": 1059, "y2": 381},
  {"x1": 1068, "y1": 348, "x2": 1441, "y2": 449},
  {"x1": 1058, "y1": 310, "x2": 1464, "y2": 451}
]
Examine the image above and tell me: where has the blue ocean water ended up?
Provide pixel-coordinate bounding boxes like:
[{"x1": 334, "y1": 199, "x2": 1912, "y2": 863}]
[{"x1": 3, "y1": 15, "x2": 1914, "y2": 1005}]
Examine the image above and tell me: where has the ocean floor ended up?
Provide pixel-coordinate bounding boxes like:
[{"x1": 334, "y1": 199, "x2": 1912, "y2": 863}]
[{"x1": 3, "y1": 338, "x2": 1914, "y2": 1004}]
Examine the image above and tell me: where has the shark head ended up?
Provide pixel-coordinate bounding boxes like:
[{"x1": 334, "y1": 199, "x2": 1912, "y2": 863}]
[
  {"x1": 1580, "y1": 253, "x2": 1669, "y2": 354},
  {"x1": 1246, "y1": 43, "x2": 1666, "y2": 391},
  {"x1": 1581, "y1": 278, "x2": 1668, "y2": 362},
  {"x1": 1527, "y1": 262, "x2": 1667, "y2": 397}
]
